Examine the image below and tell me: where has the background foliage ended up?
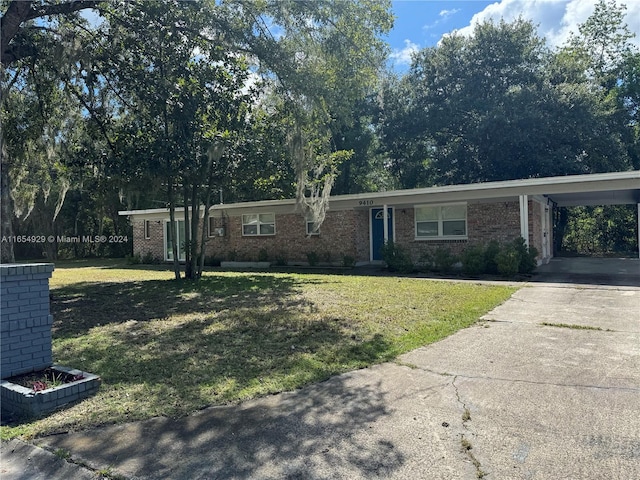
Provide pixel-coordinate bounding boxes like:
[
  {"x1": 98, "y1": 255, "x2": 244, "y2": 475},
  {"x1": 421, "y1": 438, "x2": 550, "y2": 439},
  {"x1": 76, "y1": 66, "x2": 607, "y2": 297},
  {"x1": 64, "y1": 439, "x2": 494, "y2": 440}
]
[{"x1": 2, "y1": 0, "x2": 638, "y2": 263}]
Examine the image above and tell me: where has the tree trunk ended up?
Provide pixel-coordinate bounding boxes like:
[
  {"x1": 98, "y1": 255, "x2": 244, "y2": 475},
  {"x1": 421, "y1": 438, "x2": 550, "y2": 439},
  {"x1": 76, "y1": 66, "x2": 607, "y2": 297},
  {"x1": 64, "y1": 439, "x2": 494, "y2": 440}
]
[
  {"x1": 189, "y1": 183, "x2": 199, "y2": 279},
  {"x1": 167, "y1": 179, "x2": 180, "y2": 280},
  {"x1": 183, "y1": 186, "x2": 192, "y2": 279},
  {"x1": 1, "y1": 136, "x2": 16, "y2": 263}
]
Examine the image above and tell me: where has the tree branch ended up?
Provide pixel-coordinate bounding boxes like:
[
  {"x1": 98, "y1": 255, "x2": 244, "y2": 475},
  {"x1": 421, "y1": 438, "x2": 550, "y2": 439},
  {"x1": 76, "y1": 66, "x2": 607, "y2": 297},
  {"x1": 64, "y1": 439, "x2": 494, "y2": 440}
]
[
  {"x1": 1, "y1": 0, "x2": 103, "y2": 66},
  {"x1": 26, "y1": 1, "x2": 102, "y2": 22}
]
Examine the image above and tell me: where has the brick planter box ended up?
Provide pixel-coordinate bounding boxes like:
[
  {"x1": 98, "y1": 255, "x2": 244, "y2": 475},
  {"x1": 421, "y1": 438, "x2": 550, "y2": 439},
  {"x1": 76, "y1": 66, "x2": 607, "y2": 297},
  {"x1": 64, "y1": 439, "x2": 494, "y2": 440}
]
[
  {"x1": 1, "y1": 365, "x2": 101, "y2": 419},
  {"x1": 1, "y1": 263, "x2": 101, "y2": 419}
]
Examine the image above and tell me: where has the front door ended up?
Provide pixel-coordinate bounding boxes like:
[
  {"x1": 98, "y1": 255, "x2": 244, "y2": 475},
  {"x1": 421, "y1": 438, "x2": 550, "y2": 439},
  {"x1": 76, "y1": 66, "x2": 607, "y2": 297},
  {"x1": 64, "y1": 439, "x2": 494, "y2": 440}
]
[{"x1": 371, "y1": 208, "x2": 393, "y2": 261}]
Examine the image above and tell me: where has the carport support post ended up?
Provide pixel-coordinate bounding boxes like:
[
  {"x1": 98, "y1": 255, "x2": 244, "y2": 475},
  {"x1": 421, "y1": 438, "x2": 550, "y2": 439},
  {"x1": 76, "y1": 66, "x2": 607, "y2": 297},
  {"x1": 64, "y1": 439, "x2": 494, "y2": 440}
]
[
  {"x1": 637, "y1": 203, "x2": 640, "y2": 259},
  {"x1": 519, "y1": 195, "x2": 529, "y2": 247}
]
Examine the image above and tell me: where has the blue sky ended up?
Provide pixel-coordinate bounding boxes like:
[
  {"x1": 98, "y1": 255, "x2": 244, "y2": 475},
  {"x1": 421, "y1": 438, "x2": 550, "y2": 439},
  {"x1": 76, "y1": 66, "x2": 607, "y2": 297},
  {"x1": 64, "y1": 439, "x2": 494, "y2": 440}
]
[{"x1": 386, "y1": 0, "x2": 640, "y2": 72}]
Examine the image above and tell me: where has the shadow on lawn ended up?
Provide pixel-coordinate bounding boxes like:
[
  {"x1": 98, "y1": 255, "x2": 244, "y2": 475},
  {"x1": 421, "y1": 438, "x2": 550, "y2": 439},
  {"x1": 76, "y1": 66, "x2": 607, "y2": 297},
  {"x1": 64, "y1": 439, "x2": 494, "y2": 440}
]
[
  {"x1": 51, "y1": 274, "x2": 309, "y2": 337},
  {"x1": 47, "y1": 273, "x2": 396, "y2": 426},
  {"x1": 41, "y1": 368, "x2": 405, "y2": 479}
]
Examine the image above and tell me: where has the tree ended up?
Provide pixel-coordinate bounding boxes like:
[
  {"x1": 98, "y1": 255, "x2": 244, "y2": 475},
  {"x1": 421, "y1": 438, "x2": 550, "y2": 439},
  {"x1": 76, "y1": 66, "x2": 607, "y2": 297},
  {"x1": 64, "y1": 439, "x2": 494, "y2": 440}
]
[
  {"x1": 380, "y1": 17, "x2": 635, "y2": 188},
  {"x1": 1, "y1": 0, "x2": 104, "y2": 263},
  {"x1": 2, "y1": 0, "x2": 394, "y2": 274}
]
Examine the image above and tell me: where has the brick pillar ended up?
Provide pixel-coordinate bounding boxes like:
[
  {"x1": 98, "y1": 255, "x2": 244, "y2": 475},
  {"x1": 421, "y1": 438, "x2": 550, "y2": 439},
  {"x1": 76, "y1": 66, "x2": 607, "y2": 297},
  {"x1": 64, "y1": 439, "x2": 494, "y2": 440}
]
[{"x1": 1, "y1": 263, "x2": 55, "y2": 379}]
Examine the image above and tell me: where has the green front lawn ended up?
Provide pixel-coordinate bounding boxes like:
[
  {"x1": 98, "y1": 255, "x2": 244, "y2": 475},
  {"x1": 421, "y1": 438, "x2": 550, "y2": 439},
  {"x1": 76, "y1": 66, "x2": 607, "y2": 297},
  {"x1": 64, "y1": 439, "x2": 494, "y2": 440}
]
[{"x1": 1, "y1": 261, "x2": 516, "y2": 439}]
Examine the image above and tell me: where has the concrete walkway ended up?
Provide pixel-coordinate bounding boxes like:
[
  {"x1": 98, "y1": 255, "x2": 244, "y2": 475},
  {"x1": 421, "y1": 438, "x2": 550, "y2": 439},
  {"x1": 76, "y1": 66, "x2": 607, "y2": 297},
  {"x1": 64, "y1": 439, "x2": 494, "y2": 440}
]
[{"x1": 2, "y1": 278, "x2": 639, "y2": 479}]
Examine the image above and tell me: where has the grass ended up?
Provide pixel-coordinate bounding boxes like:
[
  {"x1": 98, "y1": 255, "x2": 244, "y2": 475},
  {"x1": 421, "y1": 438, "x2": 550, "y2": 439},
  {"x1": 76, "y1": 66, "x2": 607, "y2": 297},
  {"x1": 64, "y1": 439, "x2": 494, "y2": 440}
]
[
  {"x1": 1, "y1": 260, "x2": 516, "y2": 440},
  {"x1": 540, "y1": 322, "x2": 608, "y2": 331}
]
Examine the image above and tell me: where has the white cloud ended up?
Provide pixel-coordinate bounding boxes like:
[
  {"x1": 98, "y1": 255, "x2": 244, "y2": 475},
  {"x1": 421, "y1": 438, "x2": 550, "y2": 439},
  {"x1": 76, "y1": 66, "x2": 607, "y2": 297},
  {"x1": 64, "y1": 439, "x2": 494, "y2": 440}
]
[
  {"x1": 450, "y1": 0, "x2": 640, "y2": 49},
  {"x1": 390, "y1": 39, "x2": 420, "y2": 66},
  {"x1": 424, "y1": 7, "x2": 461, "y2": 32},
  {"x1": 439, "y1": 8, "x2": 461, "y2": 19}
]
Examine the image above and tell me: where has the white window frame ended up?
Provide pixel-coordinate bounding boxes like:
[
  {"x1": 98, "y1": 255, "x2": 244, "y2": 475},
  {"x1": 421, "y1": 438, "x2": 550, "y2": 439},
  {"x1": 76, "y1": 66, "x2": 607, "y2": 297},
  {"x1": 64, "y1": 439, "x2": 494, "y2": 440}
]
[
  {"x1": 144, "y1": 220, "x2": 151, "y2": 239},
  {"x1": 242, "y1": 213, "x2": 276, "y2": 236},
  {"x1": 208, "y1": 216, "x2": 215, "y2": 238},
  {"x1": 415, "y1": 203, "x2": 467, "y2": 240},
  {"x1": 164, "y1": 219, "x2": 186, "y2": 261},
  {"x1": 306, "y1": 219, "x2": 320, "y2": 236}
]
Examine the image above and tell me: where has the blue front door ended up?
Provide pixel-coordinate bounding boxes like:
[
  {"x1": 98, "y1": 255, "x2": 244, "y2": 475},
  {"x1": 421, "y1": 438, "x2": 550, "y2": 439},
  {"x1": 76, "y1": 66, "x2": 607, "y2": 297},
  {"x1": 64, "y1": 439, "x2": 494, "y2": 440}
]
[{"x1": 371, "y1": 208, "x2": 393, "y2": 261}]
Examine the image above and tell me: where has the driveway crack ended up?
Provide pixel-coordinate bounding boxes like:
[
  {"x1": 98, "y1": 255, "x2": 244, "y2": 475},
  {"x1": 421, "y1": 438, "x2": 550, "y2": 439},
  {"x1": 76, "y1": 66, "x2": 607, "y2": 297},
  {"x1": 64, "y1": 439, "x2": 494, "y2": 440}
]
[{"x1": 453, "y1": 375, "x2": 488, "y2": 479}]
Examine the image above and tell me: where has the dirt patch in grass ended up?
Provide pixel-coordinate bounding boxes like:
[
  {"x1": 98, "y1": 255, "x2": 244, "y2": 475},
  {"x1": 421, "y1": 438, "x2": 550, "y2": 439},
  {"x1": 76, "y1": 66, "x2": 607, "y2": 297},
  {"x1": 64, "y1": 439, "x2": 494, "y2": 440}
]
[{"x1": 1, "y1": 262, "x2": 516, "y2": 440}]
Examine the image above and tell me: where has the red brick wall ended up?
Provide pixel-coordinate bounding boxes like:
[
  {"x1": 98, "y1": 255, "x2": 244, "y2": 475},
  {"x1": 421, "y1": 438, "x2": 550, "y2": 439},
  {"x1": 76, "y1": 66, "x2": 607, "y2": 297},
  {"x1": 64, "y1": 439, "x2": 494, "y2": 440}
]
[
  {"x1": 130, "y1": 200, "x2": 543, "y2": 264},
  {"x1": 202, "y1": 210, "x2": 363, "y2": 263},
  {"x1": 132, "y1": 220, "x2": 164, "y2": 261},
  {"x1": 392, "y1": 202, "x2": 523, "y2": 263},
  {"x1": 529, "y1": 199, "x2": 543, "y2": 256},
  {"x1": 468, "y1": 202, "x2": 522, "y2": 245}
]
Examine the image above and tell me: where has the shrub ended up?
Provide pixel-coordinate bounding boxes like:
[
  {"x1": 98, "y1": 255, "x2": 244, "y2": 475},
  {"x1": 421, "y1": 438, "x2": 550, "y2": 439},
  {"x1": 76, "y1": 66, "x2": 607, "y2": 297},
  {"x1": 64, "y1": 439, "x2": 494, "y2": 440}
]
[
  {"x1": 342, "y1": 254, "x2": 355, "y2": 267},
  {"x1": 433, "y1": 247, "x2": 457, "y2": 273},
  {"x1": 461, "y1": 245, "x2": 486, "y2": 275},
  {"x1": 125, "y1": 253, "x2": 141, "y2": 265},
  {"x1": 511, "y1": 237, "x2": 538, "y2": 274},
  {"x1": 306, "y1": 251, "x2": 320, "y2": 266},
  {"x1": 274, "y1": 252, "x2": 288, "y2": 266},
  {"x1": 484, "y1": 240, "x2": 500, "y2": 274},
  {"x1": 258, "y1": 248, "x2": 269, "y2": 262},
  {"x1": 381, "y1": 241, "x2": 414, "y2": 273},
  {"x1": 418, "y1": 249, "x2": 434, "y2": 272},
  {"x1": 496, "y1": 247, "x2": 520, "y2": 276},
  {"x1": 204, "y1": 255, "x2": 222, "y2": 267},
  {"x1": 141, "y1": 251, "x2": 159, "y2": 264}
]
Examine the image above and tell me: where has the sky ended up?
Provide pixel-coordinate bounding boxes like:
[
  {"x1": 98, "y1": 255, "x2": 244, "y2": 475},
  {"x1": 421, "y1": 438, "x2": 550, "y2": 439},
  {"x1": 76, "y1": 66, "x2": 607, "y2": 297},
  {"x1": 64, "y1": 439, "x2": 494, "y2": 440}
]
[{"x1": 386, "y1": 0, "x2": 640, "y2": 72}]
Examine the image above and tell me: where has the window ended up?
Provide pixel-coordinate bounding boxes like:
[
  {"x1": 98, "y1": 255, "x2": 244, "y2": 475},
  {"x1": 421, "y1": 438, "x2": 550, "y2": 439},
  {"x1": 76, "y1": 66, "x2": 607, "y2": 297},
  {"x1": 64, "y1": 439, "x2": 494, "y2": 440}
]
[
  {"x1": 165, "y1": 220, "x2": 186, "y2": 261},
  {"x1": 144, "y1": 220, "x2": 151, "y2": 239},
  {"x1": 208, "y1": 216, "x2": 215, "y2": 237},
  {"x1": 306, "y1": 219, "x2": 320, "y2": 236},
  {"x1": 415, "y1": 204, "x2": 467, "y2": 238},
  {"x1": 242, "y1": 213, "x2": 275, "y2": 236}
]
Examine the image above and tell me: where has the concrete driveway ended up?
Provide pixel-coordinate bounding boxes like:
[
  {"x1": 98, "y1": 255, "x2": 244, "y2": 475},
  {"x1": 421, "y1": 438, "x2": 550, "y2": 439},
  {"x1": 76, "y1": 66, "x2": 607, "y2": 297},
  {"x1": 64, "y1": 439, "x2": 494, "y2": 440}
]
[{"x1": 3, "y1": 277, "x2": 639, "y2": 480}]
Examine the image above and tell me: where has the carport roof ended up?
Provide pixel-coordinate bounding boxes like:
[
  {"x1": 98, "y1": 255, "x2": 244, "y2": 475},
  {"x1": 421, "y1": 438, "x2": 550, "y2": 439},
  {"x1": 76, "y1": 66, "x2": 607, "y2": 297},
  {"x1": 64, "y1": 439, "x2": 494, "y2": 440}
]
[{"x1": 329, "y1": 170, "x2": 640, "y2": 208}]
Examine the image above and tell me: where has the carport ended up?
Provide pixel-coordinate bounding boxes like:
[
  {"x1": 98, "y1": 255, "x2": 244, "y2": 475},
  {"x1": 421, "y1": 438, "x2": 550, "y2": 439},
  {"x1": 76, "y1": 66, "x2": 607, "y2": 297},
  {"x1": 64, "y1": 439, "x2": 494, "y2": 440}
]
[
  {"x1": 514, "y1": 170, "x2": 640, "y2": 285},
  {"x1": 513, "y1": 171, "x2": 640, "y2": 262}
]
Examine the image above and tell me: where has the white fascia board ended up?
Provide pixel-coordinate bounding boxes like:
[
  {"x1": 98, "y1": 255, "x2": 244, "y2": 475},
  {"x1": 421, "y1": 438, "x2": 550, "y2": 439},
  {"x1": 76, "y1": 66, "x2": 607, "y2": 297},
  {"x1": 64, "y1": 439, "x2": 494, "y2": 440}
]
[{"x1": 118, "y1": 171, "x2": 640, "y2": 217}]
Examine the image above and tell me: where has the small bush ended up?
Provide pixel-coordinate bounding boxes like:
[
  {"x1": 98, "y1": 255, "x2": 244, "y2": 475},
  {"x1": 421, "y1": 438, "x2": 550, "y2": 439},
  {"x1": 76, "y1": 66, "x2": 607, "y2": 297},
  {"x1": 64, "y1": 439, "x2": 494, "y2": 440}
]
[
  {"x1": 306, "y1": 251, "x2": 320, "y2": 266},
  {"x1": 204, "y1": 255, "x2": 222, "y2": 267},
  {"x1": 381, "y1": 241, "x2": 414, "y2": 273},
  {"x1": 484, "y1": 240, "x2": 500, "y2": 275},
  {"x1": 274, "y1": 252, "x2": 288, "y2": 266},
  {"x1": 125, "y1": 253, "x2": 141, "y2": 265},
  {"x1": 417, "y1": 249, "x2": 434, "y2": 272},
  {"x1": 433, "y1": 247, "x2": 457, "y2": 273},
  {"x1": 342, "y1": 254, "x2": 355, "y2": 267},
  {"x1": 496, "y1": 247, "x2": 520, "y2": 276},
  {"x1": 141, "y1": 251, "x2": 159, "y2": 264},
  {"x1": 227, "y1": 250, "x2": 238, "y2": 261},
  {"x1": 258, "y1": 248, "x2": 269, "y2": 262},
  {"x1": 511, "y1": 237, "x2": 538, "y2": 274},
  {"x1": 323, "y1": 251, "x2": 332, "y2": 263},
  {"x1": 461, "y1": 245, "x2": 486, "y2": 275}
]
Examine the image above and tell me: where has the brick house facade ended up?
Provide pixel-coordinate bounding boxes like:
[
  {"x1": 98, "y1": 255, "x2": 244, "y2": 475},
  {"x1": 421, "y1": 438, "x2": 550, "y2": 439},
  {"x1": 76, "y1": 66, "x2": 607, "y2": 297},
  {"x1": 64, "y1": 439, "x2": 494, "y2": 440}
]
[{"x1": 120, "y1": 172, "x2": 640, "y2": 266}]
